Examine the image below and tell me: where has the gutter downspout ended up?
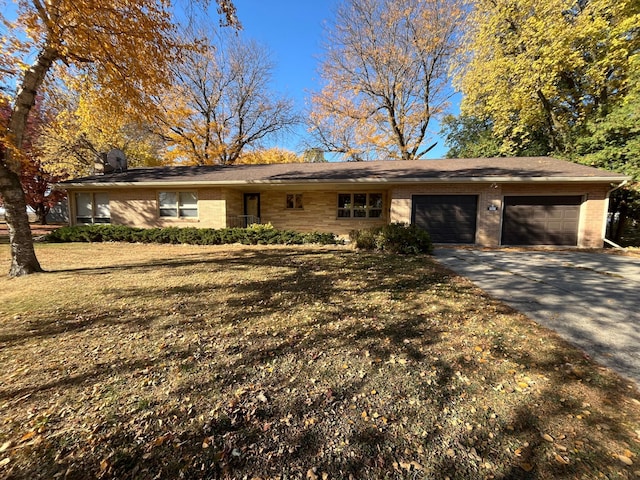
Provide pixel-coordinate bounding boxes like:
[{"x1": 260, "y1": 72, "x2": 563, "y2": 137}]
[{"x1": 602, "y1": 179, "x2": 629, "y2": 250}]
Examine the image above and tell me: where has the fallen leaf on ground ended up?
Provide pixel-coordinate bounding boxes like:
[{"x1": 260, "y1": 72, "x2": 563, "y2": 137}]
[
  {"x1": 19, "y1": 431, "x2": 36, "y2": 442},
  {"x1": 520, "y1": 462, "x2": 534, "y2": 472},
  {"x1": 616, "y1": 454, "x2": 633, "y2": 466}
]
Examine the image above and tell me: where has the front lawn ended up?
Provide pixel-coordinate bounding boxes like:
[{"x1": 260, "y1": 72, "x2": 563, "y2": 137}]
[{"x1": 0, "y1": 244, "x2": 638, "y2": 479}]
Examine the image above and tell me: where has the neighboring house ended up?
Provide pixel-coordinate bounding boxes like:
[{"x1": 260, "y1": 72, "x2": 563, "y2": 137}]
[{"x1": 60, "y1": 157, "x2": 629, "y2": 248}]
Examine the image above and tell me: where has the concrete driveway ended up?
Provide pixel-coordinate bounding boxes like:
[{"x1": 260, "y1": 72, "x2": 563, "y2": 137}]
[{"x1": 433, "y1": 248, "x2": 640, "y2": 386}]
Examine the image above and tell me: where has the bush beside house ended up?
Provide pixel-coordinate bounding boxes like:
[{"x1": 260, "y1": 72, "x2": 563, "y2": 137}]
[
  {"x1": 350, "y1": 223, "x2": 433, "y2": 254},
  {"x1": 45, "y1": 224, "x2": 342, "y2": 246}
]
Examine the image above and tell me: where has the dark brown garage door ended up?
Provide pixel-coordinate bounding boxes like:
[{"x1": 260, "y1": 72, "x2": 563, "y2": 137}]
[
  {"x1": 502, "y1": 196, "x2": 582, "y2": 246},
  {"x1": 412, "y1": 195, "x2": 478, "y2": 244}
]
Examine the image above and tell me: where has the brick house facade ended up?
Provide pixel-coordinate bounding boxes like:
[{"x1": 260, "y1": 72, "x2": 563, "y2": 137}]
[{"x1": 61, "y1": 157, "x2": 629, "y2": 248}]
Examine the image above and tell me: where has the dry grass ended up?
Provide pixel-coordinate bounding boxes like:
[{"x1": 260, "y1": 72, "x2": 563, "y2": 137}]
[{"x1": 0, "y1": 243, "x2": 639, "y2": 480}]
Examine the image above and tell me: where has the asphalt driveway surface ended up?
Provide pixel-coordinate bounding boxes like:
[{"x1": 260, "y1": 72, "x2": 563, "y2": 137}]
[{"x1": 434, "y1": 248, "x2": 640, "y2": 387}]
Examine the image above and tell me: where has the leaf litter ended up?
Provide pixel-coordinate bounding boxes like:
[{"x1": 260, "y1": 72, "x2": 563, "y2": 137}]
[{"x1": 0, "y1": 243, "x2": 638, "y2": 479}]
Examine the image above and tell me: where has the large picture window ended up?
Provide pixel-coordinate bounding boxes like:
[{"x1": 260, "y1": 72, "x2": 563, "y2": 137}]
[
  {"x1": 337, "y1": 193, "x2": 383, "y2": 218},
  {"x1": 159, "y1": 191, "x2": 198, "y2": 218},
  {"x1": 75, "y1": 192, "x2": 110, "y2": 224}
]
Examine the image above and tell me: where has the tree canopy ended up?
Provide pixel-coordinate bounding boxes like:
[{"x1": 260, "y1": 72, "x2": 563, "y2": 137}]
[
  {"x1": 308, "y1": 0, "x2": 468, "y2": 161},
  {"x1": 157, "y1": 31, "x2": 298, "y2": 166},
  {"x1": 0, "y1": 0, "x2": 237, "y2": 276},
  {"x1": 39, "y1": 80, "x2": 169, "y2": 177},
  {"x1": 455, "y1": 0, "x2": 640, "y2": 156},
  {"x1": 451, "y1": 0, "x2": 640, "y2": 242}
]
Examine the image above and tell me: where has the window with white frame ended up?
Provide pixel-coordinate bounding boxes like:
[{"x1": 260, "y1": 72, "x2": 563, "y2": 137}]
[
  {"x1": 75, "y1": 192, "x2": 110, "y2": 224},
  {"x1": 337, "y1": 193, "x2": 383, "y2": 218},
  {"x1": 286, "y1": 193, "x2": 303, "y2": 209},
  {"x1": 159, "y1": 191, "x2": 198, "y2": 218}
]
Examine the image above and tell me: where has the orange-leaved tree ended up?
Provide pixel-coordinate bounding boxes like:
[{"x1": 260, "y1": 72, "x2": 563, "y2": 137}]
[
  {"x1": 308, "y1": 0, "x2": 468, "y2": 161},
  {"x1": 237, "y1": 148, "x2": 305, "y2": 165},
  {"x1": 0, "y1": 96, "x2": 67, "y2": 225},
  {"x1": 0, "y1": 0, "x2": 238, "y2": 277},
  {"x1": 156, "y1": 30, "x2": 298, "y2": 166}
]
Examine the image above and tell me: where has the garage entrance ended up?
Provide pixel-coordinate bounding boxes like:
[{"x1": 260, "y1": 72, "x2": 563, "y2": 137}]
[
  {"x1": 412, "y1": 195, "x2": 478, "y2": 244},
  {"x1": 501, "y1": 196, "x2": 582, "y2": 246}
]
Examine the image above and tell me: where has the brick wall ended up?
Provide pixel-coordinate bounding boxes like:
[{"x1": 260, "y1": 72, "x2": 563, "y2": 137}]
[
  {"x1": 390, "y1": 182, "x2": 610, "y2": 248},
  {"x1": 259, "y1": 190, "x2": 387, "y2": 236},
  {"x1": 103, "y1": 187, "x2": 228, "y2": 229},
  {"x1": 390, "y1": 183, "x2": 499, "y2": 244},
  {"x1": 69, "y1": 181, "x2": 612, "y2": 248}
]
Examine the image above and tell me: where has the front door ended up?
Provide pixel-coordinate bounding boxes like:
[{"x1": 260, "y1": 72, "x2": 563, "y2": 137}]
[{"x1": 243, "y1": 193, "x2": 261, "y2": 227}]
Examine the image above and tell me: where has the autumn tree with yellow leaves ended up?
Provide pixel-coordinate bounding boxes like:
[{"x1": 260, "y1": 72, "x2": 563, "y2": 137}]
[
  {"x1": 237, "y1": 148, "x2": 304, "y2": 165},
  {"x1": 308, "y1": 0, "x2": 468, "y2": 161},
  {"x1": 455, "y1": 0, "x2": 640, "y2": 156},
  {"x1": 0, "y1": 0, "x2": 237, "y2": 276},
  {"x1": 157, "y1": 31, "x2": 298, "y2": 166},
  {"x1": 39, "y1": 81, "x2": 169, "y2": 177}
]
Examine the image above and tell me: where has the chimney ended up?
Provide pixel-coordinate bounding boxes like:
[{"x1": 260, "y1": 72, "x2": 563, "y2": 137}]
[
  {"x1": 94, "y1": 153, "x2": 115, "y2": 175},
  {"x1": 94, "y1": 153, "x2": 106, "y2": 175}
]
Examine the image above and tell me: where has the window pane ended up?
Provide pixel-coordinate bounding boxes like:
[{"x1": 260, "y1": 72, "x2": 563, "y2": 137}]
[
  {"x1": 368, "y1": 193, "x2": 383, "y2": 218},
  {"x1": 76, "y1": 193, "x2": 92, "y2": 218},
  {"x1": 179, "y1": 208, "x2": 198, "y2": 217},
  {"x1": 337, "y1": 194, "x2": 351, "y2": 209},
  {"x1": 286, "y1": 194, "x2": 294, "y2": 209},
  {"x1": 94, "y1": 193, "x2": 110, "y2": 219},
  {"x1": 369, "y1": 193, "x2": 383, "y2": 209},
  {"x1": 160, "y1": 208, "x2": 178, "y2": 217},
  {"x1": 179, "y1": 191, "x2": 197, "y2": 208},
  {"x1": 337, "y1": 209, "x2": 351, "y2": 218},
  {"x1": 353, "y1": 193, "x2": 366, "y2": 217},
  {"x1": 159, "y1": 192, "x2": 177, "y2": 217},
  {"x1": 294, "y1": 194, "x2": 303, "y2": 209},
  {"x1": 159, "y1": 192, "x2": 177, "y2": 208}
]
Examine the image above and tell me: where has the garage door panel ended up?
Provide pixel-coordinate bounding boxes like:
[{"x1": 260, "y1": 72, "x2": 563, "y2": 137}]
[
  {"x1": 412, "y1": 195, "x2": 478, "y2": 244},
  {"x1": 502, "y1": 196, "x2": 581, "y2": 246}
]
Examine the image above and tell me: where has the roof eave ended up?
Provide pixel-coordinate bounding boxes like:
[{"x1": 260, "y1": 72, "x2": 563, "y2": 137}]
[{"x1": 58, "y1": 175, "x2": 631, "y2": 189}]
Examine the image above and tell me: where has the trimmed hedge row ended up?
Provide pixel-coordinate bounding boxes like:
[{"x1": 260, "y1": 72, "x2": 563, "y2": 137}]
[
  {"x1": 349, "y1": 223, "x2": 433, "y2": 254},
  {"x1": 44, "y1": 224, "x2": 342, "y2": 246}
]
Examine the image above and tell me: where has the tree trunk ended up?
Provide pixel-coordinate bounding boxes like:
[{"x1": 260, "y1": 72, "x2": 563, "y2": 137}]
[
  {"x1": 1, "y1": 46, "x2": 58, "y2": 276},
  {"x1": 0, "y1": 162, "x2": 42, "y2": 275},
  {"x1": 36, "y1": 204, "x2": 49, "y2": 225},
  {"x1": 536, "y1": 90, "x2": 562, "y2": 152},
  {"x1": 613, "y1": 199, "x2": 628, "y2": 244}
]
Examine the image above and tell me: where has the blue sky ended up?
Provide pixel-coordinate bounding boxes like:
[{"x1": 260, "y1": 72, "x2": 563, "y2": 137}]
[
  {"x1": 2, "y1": 0, "x2": 456, "y2": 159},
  {"x1": 229, "y1": 0, "x2": 456, "y2": 159}
]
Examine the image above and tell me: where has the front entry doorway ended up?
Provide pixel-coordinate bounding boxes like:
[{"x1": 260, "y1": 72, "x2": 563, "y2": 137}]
[{"x1": 243, "y1": 193, "x2": 261, "y2": 227}]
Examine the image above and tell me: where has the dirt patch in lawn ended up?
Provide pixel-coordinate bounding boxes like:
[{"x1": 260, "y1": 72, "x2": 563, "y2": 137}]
[{"x1": 0, "y1": 243, "x2": 639, "y2": 479}]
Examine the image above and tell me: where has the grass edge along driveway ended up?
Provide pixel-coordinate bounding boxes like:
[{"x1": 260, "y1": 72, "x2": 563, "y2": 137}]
[{"x1": 0, "y1": 243, "x2": 639, "y2": 479}]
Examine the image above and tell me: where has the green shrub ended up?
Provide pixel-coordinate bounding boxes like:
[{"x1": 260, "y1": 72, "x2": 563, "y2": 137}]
[
  {"x1": 349, "y1": 227, "x2": 379, "y2": 250},
  {"x1": 44, "y1": 224, "x2": 343, "y2": 246},
  {"x1": 350, "y1": 223, "x2": 432, "y2": 254}
]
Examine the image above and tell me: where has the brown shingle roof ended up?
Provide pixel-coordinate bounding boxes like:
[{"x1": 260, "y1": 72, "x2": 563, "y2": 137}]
[{"x1": 62, "y1": 157, "x2": 629, "y2": 187}]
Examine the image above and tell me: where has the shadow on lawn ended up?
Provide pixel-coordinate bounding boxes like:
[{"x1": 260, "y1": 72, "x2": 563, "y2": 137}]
[{"x1": 2, "y1": 249, "x2": 639, "y2": 479}]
